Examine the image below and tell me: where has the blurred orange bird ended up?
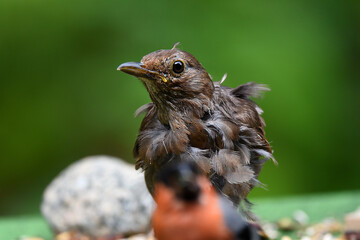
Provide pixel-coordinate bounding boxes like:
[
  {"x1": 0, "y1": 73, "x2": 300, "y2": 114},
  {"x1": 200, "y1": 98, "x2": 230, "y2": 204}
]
[{"x1": 152, "y1": 162, "x2": 260, "y2": 240}]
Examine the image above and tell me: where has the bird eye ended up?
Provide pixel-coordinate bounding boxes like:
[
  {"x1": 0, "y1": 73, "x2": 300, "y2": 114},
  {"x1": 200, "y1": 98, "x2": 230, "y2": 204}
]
[{"x1": 172, "y1": 60, "x2": 185, "y2": 74}]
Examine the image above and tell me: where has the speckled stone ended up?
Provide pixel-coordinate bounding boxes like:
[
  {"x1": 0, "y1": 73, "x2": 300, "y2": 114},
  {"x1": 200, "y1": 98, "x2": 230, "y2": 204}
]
[{"x1": 41, "y1": 156, "x2": 155, "y2": 238}]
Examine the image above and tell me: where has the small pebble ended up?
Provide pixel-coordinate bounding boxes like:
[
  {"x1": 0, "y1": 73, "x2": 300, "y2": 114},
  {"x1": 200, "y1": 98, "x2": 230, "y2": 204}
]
[
  {"x1": 281, "y1": 236, "x2": 292, "y2": 240},
  {"x1": 323, "y1": 233, "x2": 335, "y2": 240},
  {"x1": 278, "y1": 217, "x2": 298, "y2": 231},
  {"x1": 305, "y1": 227, "x2": 316, "y2": 236},
  {"x1": 345, "y1": 207, "x2": 360, "y2": 233},
  {"x1": 262, "y1": 223, "x2": 279, "y2": 239},
  {"x1": 55, "y1": 232, "x2": 72, "y2": 240},
  {"x1": 293, "y1": 210, "x2": 309, "y2": 225}
]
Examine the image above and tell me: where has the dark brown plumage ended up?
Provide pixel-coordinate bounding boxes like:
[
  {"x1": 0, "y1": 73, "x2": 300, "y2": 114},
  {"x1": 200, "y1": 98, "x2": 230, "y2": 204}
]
[{"x1": 118, "y1": 44, "x2": 275, "y2": 220}]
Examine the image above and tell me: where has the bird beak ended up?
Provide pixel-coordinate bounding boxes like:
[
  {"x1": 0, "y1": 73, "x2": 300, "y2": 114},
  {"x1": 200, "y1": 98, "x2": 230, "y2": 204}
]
[{"x1": 117, "y1": 62, "x2": 159, "y2": 80}]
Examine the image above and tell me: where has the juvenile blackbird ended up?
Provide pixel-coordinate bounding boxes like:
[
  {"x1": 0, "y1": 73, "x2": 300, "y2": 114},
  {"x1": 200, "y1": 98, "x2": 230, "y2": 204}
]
[
  {"x1": 118, "y1": 44, "x2": 275, "y2": 219},
  {"x1": 152, "y1": 162, "x2": 260, "y2": 240}
]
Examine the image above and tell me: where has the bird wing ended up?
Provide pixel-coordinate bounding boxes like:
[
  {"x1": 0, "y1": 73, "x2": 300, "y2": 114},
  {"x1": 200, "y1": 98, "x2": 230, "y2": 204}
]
[
  {"x1": 195, "y1": 82, "x2": 275, "y2": 214},
  {"x1": 214, "y1": 81, "x2": 274, "y2": 162}
]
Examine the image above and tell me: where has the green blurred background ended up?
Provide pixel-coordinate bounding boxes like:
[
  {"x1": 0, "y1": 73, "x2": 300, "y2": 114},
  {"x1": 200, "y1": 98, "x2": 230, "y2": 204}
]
[{"x1": 0, "y1": 0, "x2": 359, "y2": 216}]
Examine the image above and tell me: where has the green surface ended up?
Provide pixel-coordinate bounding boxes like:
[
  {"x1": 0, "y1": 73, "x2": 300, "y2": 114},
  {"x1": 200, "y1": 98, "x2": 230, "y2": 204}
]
[
  {"x1": 253, "y1": 190, "x2": 360, "y2": 223},
  {"x1": 0, "y1": 215, "x2": 52, "y2": 240},
  {"x1": 1, "y1": 191, "x2": 359, "y2": 240}
]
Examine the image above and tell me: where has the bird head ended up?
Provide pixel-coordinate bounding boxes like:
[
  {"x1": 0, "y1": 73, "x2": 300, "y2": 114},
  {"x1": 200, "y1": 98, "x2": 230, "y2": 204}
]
[
  {"x1": 156, "y1": 162, "x2": 202, "y2": 202},
  {"x1": 117, "y1": 44, "x2": 214, "y2": 121}
]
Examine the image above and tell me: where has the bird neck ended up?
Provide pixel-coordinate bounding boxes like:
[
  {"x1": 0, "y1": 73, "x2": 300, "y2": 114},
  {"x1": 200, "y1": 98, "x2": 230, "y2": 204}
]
[
  {"x1": 142, "y1": 78, "x2": 214, "y2": 125},
  {"x1": 152, "y1": 96, "x2": 213, "y2": 126}
]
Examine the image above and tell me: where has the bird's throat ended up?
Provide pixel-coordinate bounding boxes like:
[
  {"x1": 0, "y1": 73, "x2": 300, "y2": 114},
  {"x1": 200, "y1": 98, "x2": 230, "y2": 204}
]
[{"x1": 141, "y1": 79, "x2": 213, "y2": 126}]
